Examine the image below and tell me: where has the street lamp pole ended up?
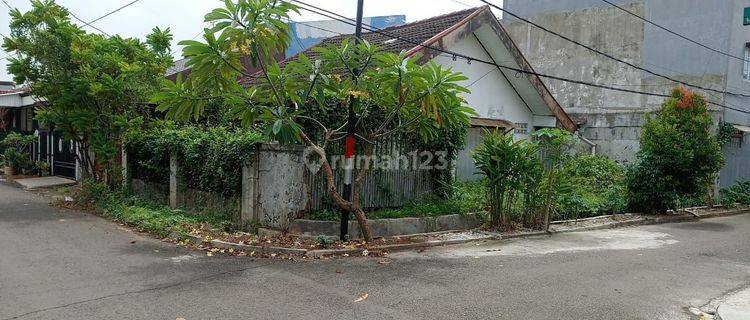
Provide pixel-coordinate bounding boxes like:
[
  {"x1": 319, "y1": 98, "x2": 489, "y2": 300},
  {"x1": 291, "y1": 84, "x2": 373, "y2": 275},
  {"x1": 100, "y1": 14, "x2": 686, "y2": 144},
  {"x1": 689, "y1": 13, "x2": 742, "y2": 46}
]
[{"x1": 340, "y1": 0, "x2": 365, "y2": 241}]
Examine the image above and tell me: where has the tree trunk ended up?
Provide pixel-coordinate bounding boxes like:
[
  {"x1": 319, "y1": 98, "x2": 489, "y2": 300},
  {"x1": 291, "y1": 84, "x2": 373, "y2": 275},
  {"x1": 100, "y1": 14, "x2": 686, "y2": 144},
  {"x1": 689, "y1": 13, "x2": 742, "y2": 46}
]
[
  {"x1": 353, "y1": 208, "x2": 373, "y2": 242},
  {"x1": 299, "y1": 132, "x2": 375, "y2": 243}
]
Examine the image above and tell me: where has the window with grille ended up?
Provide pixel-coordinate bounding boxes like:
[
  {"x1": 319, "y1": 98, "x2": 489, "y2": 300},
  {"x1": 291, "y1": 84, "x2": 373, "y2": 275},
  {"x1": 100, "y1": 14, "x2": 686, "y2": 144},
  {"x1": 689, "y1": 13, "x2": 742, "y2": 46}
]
[
  {"x1": 744, "y1": 44, "x2": 750, "y2": 81},
  {"x1": 515, "y1": 123, "x2": 529, "y2": 135}
]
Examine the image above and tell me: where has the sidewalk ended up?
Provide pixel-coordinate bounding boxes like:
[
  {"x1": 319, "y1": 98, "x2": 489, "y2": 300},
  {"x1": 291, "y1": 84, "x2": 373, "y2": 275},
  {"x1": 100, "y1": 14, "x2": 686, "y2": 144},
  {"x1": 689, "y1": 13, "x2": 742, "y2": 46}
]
[
  {"x1": 8, "y1": 176, "x2": 76, "y2": 190},
  {"x1": 716, "y1": 287, "x2": 750, "y2": 320}
]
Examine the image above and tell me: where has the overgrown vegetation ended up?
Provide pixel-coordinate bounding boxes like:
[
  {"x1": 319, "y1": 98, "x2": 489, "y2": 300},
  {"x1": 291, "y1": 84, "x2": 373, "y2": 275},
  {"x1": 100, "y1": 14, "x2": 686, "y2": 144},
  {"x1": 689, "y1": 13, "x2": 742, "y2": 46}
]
[
  {"x1": 473, "y1": 130, "x2": 542, "y2": 228},
  {"x1": 72, "y1": 180, "x2": 233, "y2": 238},
  {"x1": 720, "y1": 181, "x2": 750, "y2": 207},
  {"x1": 555, "y1": 154, "x2": 627, "y2": 220},
  {"x1": 533, "y1": 128, "x2": 578, "y2": 230},
  {"x1": 627, "y1": 88, "x2": 724, "y2": 213},
  {"x1": 309, "y1": 181, "x2": 486, "y2": 221},
  {"x1": 124, "y1": 122, "x2": 264, "y2": 196}
]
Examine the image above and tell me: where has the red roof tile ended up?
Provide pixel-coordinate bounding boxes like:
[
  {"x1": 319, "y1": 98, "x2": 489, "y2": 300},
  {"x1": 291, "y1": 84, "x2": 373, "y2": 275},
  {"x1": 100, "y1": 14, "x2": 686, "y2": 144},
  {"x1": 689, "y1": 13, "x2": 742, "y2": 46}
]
[{"x1": 238, "y1": 7, "x2": 485, "y2": 86}]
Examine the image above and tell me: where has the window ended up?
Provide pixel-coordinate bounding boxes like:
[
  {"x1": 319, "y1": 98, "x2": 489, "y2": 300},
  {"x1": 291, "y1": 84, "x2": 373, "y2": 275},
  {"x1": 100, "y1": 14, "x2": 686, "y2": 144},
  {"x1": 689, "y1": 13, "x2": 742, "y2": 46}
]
[
  {"x1": 515, "y1": 123, "x2": 529, "y2": 135},
  {"x1": 744, "y1": 44, "x2": 750, "y2": 81},
  {"x1": 744, "y1": 7, "x2": 750, "y2": 26}
]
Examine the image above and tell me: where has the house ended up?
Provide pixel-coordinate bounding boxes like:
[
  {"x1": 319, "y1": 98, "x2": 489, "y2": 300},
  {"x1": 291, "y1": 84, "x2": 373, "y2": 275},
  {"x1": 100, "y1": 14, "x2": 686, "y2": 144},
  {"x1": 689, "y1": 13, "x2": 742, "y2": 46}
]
[
  {"x1": 502, "y1": 0, "x2": 750, "y2": 187},
  {"x1": 166, "y1": 16, "x2": 406, "y2": 80},
  {"x1": 239, "y1": 6, "x2": 579, "y2": 181},
  {"x1": 0, "y1": 82, "x2": 78, "y2": 179}
]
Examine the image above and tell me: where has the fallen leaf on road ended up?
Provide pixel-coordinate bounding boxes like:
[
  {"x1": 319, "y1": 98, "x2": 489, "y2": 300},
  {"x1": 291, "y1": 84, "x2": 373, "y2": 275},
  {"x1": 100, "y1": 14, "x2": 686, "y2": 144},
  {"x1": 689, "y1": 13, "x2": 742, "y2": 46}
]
[
  {"x1": 130, "y1": 240, "x2": 136, "y2": 244},
  {"x1": 176, "y1": 318, "x2": 185, "y2": 320},
  {"x1": 377, "y1": 259, "x2": 392, "y2": 265},
  {"x1": 354, "y1": 293, "x2": 369, "y2": 303},
  {"x1": 206, "y1": 252, "x2": 213, "y2": 257}
]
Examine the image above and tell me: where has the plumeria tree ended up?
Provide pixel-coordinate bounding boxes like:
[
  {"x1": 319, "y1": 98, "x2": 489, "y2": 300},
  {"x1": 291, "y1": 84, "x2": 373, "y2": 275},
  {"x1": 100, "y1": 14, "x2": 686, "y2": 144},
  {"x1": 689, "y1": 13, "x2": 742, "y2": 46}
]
[{"x1": 152, "y1": 0, "x2": 474, "y2": 242}]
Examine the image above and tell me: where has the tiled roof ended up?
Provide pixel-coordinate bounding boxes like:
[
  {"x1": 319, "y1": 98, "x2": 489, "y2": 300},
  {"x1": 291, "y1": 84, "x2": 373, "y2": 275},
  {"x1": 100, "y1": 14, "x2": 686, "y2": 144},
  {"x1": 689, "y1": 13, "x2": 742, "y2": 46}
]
[
  {"x1": 238, "y1": 7, "x2": 485, "y2": 85},
  {"x1": 0, "y1": 88, "x2": 26, "y2": 95},
  {"x1": 300, "y1": 7, "x2": 479, "y2": 59}
]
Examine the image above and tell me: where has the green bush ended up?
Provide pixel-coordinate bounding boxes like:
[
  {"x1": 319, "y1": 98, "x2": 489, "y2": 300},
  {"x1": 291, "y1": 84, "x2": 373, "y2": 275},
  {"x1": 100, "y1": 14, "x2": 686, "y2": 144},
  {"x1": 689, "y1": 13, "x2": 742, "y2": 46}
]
[
  {"x1": 627, "y1": 88, "x2": 724, "y2": 213},
  {"x1": 555, "y1": 154, "x2": 627, "y2": 219},
  {"x1": 125, "y1": 123, "x2": 264, "y2": 196},
  {"x1": 720, "y1": 181, "x2": 750, "y2": 206},
  {"x1": 1, "y1": 132, "x2": 36, "y2": 173},
  {"x1": 73, "y1": 180, "x2": 234, "y2": 237}
]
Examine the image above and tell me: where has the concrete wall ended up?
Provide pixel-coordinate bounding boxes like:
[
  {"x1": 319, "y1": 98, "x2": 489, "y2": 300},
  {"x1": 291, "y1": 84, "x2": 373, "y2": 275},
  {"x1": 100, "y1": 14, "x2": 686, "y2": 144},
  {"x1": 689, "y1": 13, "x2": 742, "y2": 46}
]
[
  {"x1": 241, "y1": 144, "x2": 307, "y2": 230},
  {"x1": 720, "y1": 134, "x2": 750, "y2": 188},
  {"x1": 432, "y1": 33, "x2": 535, "y2": 132},
  {"x1": 126, "y1": 143, "x2": 308, "y2": 230},
  {"x1": 503, "y1": 0, "x2": 750, "y2": 165}
]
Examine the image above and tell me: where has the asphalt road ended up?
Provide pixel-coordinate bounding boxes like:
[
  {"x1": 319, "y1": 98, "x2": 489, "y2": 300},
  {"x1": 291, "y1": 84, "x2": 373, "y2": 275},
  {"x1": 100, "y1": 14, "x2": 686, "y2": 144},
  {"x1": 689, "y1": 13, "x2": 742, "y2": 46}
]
[{"x1": 1, "y1": 182, "x2": 749, "y2": 320}]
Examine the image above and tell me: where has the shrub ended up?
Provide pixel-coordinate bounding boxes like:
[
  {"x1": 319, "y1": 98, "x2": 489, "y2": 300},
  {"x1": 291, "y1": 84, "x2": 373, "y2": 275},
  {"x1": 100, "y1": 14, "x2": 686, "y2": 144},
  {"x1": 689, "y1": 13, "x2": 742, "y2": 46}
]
[
  {"x1": 72, "y1": 180, "x2": 234, "y2": 237},
  {"x1": 473, "y1": 130, "x2": 543, "y2": 227},
  {"x1": 627, "y1": 88, "x2": 724, "y2": 213},
  {"x1": 720, "y1": 181, "x2": 750, "y2": 206},
  {"x1": 556, "y1": 154, "x2": 627, "y2": 219},
  {"x1": 1, "y1": 132, "x2": 36, "y2": 173},
  {"x1": 533, "y1": 128, "x2": 578, "y2": 229},
  {"x1": 124, "y1": 123, "x2": 264, "y2": 196}
]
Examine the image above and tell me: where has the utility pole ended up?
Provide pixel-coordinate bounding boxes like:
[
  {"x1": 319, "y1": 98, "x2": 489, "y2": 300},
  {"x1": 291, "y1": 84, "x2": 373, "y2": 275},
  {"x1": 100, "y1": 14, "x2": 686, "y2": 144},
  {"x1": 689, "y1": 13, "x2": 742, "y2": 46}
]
[{"x1": 340, "y1": 0, "x2": 365, "y2": 241}]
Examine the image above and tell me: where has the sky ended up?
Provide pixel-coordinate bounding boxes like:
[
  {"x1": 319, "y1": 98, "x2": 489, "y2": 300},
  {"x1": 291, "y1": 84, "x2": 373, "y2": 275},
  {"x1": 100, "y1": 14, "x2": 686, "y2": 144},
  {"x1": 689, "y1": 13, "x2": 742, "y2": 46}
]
[{"x1": 0, "y1": 0, "x2": 502, "y2": 82}]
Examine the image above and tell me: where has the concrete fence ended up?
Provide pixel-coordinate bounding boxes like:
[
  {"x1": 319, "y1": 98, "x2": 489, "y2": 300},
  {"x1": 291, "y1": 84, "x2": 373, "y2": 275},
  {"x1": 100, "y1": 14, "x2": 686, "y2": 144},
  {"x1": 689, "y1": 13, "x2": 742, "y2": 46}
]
[
  {"x1": 124, "y1": 141, "x2": 445, "y2": 232},
  {"x1": 124, "y1": 143, "x2": 307, "y2": 230}
]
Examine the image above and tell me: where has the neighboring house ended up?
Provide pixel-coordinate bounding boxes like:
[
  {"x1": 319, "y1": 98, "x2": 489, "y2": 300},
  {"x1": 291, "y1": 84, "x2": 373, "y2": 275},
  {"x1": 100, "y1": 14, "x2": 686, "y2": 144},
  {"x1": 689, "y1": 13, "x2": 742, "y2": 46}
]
[
  {"x1": 240, "y1": 6, "x2": 579, "y2": 181},
  {"x1": 286, "y1": 15, "x2": 406, "y2": 57},
  {"x1": 503, "y1": 0, "x2": 750, "y2": 187},
  {"x1": 166, "y1": 16, "x2": 405, "y2": 80},
  {"x1": 0, "y1": 82, "x2": 78, "y2": 179}
]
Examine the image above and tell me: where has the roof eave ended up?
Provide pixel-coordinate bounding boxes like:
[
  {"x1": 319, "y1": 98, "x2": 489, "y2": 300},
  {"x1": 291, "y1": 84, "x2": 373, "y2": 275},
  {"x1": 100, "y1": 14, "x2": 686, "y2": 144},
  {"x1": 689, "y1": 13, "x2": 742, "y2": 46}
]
[
  {"x1": 404, "y1": 7, "x2": 577, "y2": 132},
  {"x1": 480, "y1": 11, "x2": 578, "y2": 132}
]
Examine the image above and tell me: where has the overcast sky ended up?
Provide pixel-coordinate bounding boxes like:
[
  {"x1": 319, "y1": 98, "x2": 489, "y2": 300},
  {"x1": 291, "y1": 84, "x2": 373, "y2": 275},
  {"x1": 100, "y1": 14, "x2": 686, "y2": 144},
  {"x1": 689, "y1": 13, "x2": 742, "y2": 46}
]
[{"x1": 0, "y1": 0, "x2": 502, "y2": 82}]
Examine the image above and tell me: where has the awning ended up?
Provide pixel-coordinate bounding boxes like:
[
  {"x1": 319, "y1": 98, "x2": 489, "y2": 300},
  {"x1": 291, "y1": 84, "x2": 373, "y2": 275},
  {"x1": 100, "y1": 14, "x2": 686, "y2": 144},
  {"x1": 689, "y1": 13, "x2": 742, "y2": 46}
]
[
  {"x1": 470, "y1": 117, "x2": 518, "y2": 129},
  {"x1": 732, "y1": 124, "x2": 750, "y2": 133}
]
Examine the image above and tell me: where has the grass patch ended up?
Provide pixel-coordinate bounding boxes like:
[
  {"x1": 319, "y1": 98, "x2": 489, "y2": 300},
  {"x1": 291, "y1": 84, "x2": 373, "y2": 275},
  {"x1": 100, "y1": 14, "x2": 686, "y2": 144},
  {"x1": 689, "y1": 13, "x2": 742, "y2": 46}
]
[
  {"x1": 70, "y1": 180, "x2": 234, "y2": 238},
  {"x1": 97, "y1": 196, "x2": 233, "y2": 238},
  {"x1": 307, "y1": 181, "x2": 487, "y2": 221}
]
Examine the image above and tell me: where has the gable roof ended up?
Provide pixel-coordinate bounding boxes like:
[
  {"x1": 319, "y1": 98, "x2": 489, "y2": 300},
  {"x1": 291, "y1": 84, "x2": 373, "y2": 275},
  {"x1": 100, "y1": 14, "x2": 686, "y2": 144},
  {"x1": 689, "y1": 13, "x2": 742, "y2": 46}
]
[
  {"x1": 245, "y1": 6, "x2": 577, "y2": 132},
  {"x1": 237, "y1": 7, "x2": 480, "y2": 85}
]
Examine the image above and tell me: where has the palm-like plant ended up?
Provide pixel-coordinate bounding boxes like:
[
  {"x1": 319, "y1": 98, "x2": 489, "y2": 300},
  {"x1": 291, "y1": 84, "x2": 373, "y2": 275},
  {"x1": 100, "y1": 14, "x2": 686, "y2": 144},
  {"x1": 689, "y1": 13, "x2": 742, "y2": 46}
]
[{"x1": 473, "y1": 131, "x2": 541, "y2": 228}]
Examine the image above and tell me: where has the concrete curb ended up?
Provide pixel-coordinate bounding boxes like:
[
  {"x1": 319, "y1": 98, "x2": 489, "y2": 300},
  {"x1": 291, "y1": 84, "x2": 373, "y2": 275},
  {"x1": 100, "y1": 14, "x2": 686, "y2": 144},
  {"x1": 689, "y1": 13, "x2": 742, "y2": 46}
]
[
  {"x1": 717, "y1": 304, "x2": 750, "y2": 320},
  {"x1": 171, "y1": 208, "x2": 749, "y2": 257}
]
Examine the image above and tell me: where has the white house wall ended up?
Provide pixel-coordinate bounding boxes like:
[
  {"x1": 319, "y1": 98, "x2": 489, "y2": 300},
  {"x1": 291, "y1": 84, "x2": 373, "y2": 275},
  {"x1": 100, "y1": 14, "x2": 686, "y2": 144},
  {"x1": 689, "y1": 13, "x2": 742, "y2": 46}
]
[{"x1": 431, "y1": 34, "x2": 535, "y2": 137}]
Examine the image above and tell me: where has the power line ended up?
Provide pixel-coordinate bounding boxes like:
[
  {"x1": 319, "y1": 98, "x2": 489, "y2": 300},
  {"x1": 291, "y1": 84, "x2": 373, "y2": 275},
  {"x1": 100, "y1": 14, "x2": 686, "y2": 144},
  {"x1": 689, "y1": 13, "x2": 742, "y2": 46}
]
[
  {"x1": 69, "y1": 11, "x2": 110, "y2": 36},
  {"x1": 598, "y1": 0, "x2": 749, "y2": 64},
  {"x1": 289, "y1": 0, "x2": 750, "y2": 115},
  {"x1": 1, "y1": 0, "x2": 11, "y2": 10},
  {"x1": 477, "y1": 0, "x2": 750, "y2": 98},
  {"x1": 83, "y1": 0, "x2": 140, "y2": 27}
]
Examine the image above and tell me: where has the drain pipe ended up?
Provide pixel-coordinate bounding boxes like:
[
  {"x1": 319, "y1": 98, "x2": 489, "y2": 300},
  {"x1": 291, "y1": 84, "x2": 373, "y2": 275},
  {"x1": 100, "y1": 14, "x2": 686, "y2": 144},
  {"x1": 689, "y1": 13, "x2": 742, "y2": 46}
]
[{"x1": 576, "y1": 131, "x2": 597, "y2": 155}]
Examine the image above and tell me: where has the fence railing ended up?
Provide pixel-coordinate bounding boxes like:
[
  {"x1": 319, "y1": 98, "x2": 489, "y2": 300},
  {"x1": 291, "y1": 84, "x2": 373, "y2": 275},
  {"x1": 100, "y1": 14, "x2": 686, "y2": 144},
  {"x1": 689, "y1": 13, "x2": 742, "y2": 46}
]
[{"x1": 308, "y1": 135, "x2": 438, "y2": 210}]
